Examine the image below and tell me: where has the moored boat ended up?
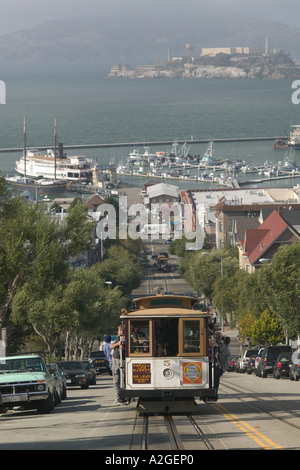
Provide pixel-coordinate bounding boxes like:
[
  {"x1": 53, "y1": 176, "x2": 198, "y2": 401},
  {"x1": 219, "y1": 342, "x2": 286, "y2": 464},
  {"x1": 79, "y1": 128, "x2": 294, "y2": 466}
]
[
  {"x1": 15, "y1": 118, "x2": 94, "y2": 182},
  {"x1": 15, "y1": 147, "x2": 94, "y2": 182},
  {"x1": 5, "y1": 175, "x2": 68, "y2": 195},
  {"x1": 288, "y1": 125, "x2": 300, "y2": 149}
]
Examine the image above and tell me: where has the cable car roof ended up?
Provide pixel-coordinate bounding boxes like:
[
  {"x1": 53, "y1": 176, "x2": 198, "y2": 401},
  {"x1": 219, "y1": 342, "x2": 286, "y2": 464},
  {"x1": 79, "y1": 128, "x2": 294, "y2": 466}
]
[{"x1": 122, "y1": 295, "x2": 210, "y2": 319}]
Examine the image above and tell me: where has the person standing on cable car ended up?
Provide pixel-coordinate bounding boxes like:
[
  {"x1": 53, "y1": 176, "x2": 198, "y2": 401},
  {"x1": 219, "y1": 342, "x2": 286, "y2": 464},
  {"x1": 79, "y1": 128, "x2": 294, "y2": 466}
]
[
  {"x1": 212, "y1": 332, "x2": 225, "y2": 398},
  {"x1": 111, "y1": 324, "x2": 127, "y2": 405}
]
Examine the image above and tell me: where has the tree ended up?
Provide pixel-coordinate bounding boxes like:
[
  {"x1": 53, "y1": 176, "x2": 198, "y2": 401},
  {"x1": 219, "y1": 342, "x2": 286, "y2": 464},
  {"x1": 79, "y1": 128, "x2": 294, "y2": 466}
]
[
  {"x1": 2, "y1": 189, "x2": 95, "y2": 347},
  {"x1": 250, "y1": 309, "x2": 285, "y2": 346},
  {"x1": 259, "y1": 243, "x2": 300, "y2": 339},
  {"x1": 94, "y1": 245, "x2": 142, "y2": 296},
  {"x1": 59, "y1": 265, "x2": 124, "y2": 359},
  {"x1": 238, "y1": 312, "x2": 256, "y2": 345},
  {"x1": 182, "y1": 249, "x2": 238, "y2": 303}
]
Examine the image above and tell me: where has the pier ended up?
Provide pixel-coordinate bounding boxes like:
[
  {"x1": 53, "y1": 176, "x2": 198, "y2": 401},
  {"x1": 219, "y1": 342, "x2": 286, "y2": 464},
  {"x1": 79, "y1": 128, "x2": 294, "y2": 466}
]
[{"x1": 0, "y1": 136, "x2": 285, "y2": 153}]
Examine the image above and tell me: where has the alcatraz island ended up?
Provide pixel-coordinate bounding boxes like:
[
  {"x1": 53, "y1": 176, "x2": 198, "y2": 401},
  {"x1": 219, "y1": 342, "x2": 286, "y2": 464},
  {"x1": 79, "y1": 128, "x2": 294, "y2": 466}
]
[{"x1": 109, "y1": 44, "x2": 300, "y2": 80}]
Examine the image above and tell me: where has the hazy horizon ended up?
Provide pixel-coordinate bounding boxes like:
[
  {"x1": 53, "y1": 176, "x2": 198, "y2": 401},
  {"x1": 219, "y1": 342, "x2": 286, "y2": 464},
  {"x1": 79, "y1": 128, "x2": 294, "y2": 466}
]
[{"x1": 1, "y1": 0, "x2": 299, "y2": 36}]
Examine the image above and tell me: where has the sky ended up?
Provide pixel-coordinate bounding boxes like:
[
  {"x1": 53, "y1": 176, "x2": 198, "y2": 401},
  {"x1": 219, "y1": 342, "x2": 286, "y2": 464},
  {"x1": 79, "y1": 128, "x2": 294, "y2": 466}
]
[{"x1": 0, "y1": 0, "x2": 299, "y2": 36}]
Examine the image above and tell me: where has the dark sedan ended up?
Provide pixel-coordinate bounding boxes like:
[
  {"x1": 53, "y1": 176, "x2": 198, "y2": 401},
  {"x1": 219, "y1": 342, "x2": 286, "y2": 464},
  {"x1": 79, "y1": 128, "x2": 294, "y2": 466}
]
[
  {"x1": 82, "y1": 361, "x2": 97, "y2": 385},
  {"x1": 88, "y1": 351, "x2": 109, "y2": 374},
  {"x1": 56, "y1": 361, "x2": 90, "y2": 389}
]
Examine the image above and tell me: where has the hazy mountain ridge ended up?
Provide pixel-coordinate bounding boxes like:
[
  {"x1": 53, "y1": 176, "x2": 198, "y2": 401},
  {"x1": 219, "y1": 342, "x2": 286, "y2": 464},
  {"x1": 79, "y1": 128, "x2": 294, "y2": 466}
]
[{"x1": 0, "y1": 12, "x2": 299, "y2": 64}]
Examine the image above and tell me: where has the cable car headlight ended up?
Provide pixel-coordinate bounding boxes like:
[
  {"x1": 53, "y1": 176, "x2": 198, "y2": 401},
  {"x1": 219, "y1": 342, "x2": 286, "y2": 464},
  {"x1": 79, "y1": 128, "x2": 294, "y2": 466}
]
[{"x1": 163, "y1": 368, "x2": 174, "y2": 379}]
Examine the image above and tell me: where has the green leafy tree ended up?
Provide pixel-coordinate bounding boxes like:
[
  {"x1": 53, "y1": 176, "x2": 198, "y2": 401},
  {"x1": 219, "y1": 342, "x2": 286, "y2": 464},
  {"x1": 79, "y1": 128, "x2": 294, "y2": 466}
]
[
  {"x1": 250, "y1": 309, "x2": 285, "y2": 346},
  {"x1": 258, "y1": 243, "x2": 300, "y2": 338},
  {"x1": 1, "y1": 187, "x2": 95, "y2": 348},
  {"x1": 95, "y1": 245, "x2": 142, "y2": 296},
  {"x1": 238, "y1": 312, "x2": 256, "y2": 345},
  {"x1": 59, "y1": 265, "x2": 124, "y2": 359},
  {"x1": 182, "y1": 249, "x2": 238, "y2": 303}
]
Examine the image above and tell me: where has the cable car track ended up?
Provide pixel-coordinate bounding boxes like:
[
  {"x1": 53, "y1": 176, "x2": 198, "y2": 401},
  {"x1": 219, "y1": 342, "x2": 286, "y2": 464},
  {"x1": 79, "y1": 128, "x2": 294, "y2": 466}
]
[{"x1": 130, "y1": 412, "x2": 216, "y2": 450}]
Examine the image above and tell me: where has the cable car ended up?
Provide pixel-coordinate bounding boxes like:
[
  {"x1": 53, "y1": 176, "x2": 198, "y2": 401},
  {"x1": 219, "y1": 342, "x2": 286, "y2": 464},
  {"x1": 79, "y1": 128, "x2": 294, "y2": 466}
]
[{"x1": 119, "y1": 294, "x2": 217, "y2": 414}]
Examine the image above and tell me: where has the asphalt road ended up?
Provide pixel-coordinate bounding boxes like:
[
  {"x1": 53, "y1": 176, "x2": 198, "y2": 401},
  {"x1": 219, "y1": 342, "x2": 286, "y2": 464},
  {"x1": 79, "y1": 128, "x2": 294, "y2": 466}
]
[
  {"x1": 2, "y1": 372, "x2": 300, "y2": 451},
  {"x1": 4, "y1": 239, "x2": 299, "y2": 453},
  {"x1": 132, "y1": 239, "x2": 198, "y2": 298}
]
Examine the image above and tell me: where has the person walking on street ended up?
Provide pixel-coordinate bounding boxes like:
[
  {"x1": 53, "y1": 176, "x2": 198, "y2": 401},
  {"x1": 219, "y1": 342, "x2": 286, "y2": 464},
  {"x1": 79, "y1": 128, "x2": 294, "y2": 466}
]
[
  {"x1": 103, "y1": 335, "x2": 112, "y2": 375},
  {"x1": 111, "y1": 324, "x2": 127, "y2": 405},
  {"x1": 212, "y1": 332, "x2": 225, "y2": 398}
]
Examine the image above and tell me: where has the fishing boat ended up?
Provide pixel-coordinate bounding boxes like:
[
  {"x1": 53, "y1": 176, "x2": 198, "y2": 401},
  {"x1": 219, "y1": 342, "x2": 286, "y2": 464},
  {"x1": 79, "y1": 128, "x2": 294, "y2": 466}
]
[{"x1": 278, "y1": 149, "x2": 299, "y2": 173}]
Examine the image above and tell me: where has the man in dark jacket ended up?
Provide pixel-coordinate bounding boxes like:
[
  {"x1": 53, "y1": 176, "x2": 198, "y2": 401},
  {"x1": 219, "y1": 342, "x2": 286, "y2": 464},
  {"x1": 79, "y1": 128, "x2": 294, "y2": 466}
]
[{"x1": 110, "y1": 324, "x2": 127, "y2": 405}]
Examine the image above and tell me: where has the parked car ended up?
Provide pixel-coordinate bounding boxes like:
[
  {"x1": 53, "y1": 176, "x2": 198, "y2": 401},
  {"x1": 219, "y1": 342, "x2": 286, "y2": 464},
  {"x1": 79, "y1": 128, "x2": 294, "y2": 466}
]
[
  {"x1": 88, "y1": 351, "x2": 109, "y2": 374},
  {"x1": 257, "y1": 345, "x2": 292, "y2": 378},
  {"x1": 0, "y1": 355, "x2": 56, "y2": 414},
  {"x1": 56, "y1": 361, "x2": 90, "y2": 389},
  {"x1": 82, "y1": 361, "x2": 97, "y2": 385},
  {"x1": 246, "y1": 354, "x2": 258, "y2": 374},
  {"x1": 236, "y1": 349, "x2": 258, "y2": 373},
  {"x1": 255, "y1": 348, "x2": 265, "y2": 373},
  {"x1": 163, "y1": 264, "x2": 173, "y2": 273},
  {"x1": 289, "y1": 349, "x2": 300, "y2": 381},
  {"x1": 227, "y1": 355, "x2": 238, "y2": 372},
  {"x1": 273, "y1": 352, "x2": 292, "y2": 379}
]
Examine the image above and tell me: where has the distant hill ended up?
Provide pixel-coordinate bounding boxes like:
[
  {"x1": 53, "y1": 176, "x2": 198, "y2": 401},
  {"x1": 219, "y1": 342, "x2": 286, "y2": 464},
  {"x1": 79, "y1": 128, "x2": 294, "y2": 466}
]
[{"x1": 0, "y1": 12, "x2": 299, "y2": 64}]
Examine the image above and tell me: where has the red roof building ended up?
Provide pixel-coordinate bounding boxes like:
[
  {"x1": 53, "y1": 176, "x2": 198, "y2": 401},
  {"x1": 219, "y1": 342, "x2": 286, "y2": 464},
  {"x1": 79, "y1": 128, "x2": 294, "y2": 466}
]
[{"x1": 239, "y1": 209, "x2": 300, "y2": 272}]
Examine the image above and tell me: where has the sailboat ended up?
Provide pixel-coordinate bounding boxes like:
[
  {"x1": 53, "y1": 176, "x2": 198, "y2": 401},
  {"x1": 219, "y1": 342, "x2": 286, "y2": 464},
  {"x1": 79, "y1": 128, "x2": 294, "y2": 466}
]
[{"x1": 5, "y1": 118, "x2": 68, "y2": 195}]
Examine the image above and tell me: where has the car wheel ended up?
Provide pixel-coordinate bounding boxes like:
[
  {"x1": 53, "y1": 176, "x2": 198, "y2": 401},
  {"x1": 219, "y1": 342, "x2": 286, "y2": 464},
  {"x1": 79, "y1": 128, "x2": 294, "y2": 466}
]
[
  {"x1": 295, "y1": 372, "x2": 299, "y2": 381},
  {"x1": 262, "y1": 368, "x2": 267, "y2": 378},
  {"x1": 62, "y1": 386, "x2": 67, "y2": 400},
  {"x1": 37, "y1": 391, "x2": 55, "y2": 414},
  {"x1": 54, "y1": 390, "x2": 61, "y2": 405}
]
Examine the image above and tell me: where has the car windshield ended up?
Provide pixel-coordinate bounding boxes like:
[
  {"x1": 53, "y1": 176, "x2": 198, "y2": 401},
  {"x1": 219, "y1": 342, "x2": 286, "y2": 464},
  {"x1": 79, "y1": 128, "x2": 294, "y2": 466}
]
[
  {"x1": 89, "y1": 351, "x2": 105, "y2": 358},
  {"x1": 0, "y1": 357, "x2": 45, "y2": 373},
  {"x1": 57, "y1": 362, "x2": 83, "y2": 370},
  {"x1": 246, "y1": 349, "x2": 258, "y2": 357}
]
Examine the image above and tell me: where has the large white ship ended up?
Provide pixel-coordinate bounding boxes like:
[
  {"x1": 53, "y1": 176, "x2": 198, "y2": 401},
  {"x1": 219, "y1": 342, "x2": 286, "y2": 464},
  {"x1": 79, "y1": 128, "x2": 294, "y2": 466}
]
[{"x1": 15, "y1": 146, "x2": 94, "y2": 182}]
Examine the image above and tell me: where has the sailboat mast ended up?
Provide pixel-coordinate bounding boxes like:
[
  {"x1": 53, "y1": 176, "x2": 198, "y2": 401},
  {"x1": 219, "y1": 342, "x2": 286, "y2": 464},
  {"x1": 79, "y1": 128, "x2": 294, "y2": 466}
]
[
  {"x1": 23, "y1": 116, "x2": 26, "y2": 178},
  {"x1": 54, "y1": 118, "x2": 57, "y2": 181}
]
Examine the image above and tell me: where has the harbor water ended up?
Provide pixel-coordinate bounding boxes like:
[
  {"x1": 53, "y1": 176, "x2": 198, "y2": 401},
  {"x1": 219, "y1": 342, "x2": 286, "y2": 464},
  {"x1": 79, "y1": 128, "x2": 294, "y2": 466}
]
[{"x1": 0, "y1": 63, "x2": 300, "y2": 190}]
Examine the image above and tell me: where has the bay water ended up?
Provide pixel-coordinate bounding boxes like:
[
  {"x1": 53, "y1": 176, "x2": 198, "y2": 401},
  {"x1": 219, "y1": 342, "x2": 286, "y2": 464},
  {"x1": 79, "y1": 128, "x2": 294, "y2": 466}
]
[{"x1": 0, "y1": 63, "x2": 299, "y2": 189}]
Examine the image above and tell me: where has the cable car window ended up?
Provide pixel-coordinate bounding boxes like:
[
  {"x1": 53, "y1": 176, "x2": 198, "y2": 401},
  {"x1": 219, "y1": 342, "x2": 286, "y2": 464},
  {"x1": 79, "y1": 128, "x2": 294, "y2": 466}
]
[
  {"x1": 155, "y1": 318, "x2": 178, "y2": 356},
  {"x1": 130, "y1": 320, "x2": 150, "y2": 355},
  {"x1": 183, "y1": 320, "x2": 200, "y2": 354}
]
